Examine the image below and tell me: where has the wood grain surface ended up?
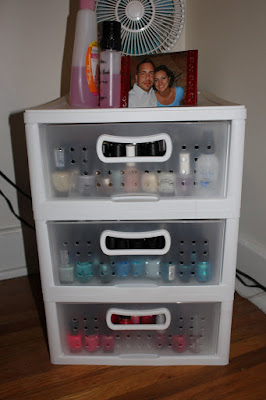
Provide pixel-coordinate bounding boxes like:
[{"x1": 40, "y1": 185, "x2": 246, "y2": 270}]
[{"x1": 0, "y1": 275, "x2": 265, "y2": 400}]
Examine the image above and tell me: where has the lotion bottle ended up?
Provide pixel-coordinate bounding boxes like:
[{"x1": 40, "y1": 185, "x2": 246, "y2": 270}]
[
  {"x1": 69, "y1": 0, "x2": 99, "y2": 108},
  {"x1": 195, "y1": 131, "x2": 219, "y2": 196}
]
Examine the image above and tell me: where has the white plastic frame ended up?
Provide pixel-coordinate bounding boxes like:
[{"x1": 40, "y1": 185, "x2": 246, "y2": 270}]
[
  {"x1": 106, "y1": 307, "x2": 171, "y2": 331},
  {"x1": 96, "y1": 133, "x2": 173, "y2": 163},
  {"x1": 100, "y1": 229, "x2": 171, "y2": 255}
]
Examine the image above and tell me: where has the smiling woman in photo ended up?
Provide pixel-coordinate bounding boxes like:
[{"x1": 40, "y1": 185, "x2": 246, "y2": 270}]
[{"x1": 154, "y1": 65, "x2": 184, "y2": 107}]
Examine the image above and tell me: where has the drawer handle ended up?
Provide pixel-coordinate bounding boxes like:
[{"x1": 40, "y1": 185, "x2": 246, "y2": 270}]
[
  {"x1": 96, "y1": 133, "x2": 172, "y2": 163},
  {"x1": 100, "y1": 229, "x2": 171, "y2": 255},
  {"x1": 106, "y1": 308, "x2": 171, "y2": 331}
]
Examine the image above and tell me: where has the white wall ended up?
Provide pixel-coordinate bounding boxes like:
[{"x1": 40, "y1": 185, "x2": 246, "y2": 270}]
[
  {"x1": 185, "y1": 0, "x2": 266, "y2": 289},
  {"x1": 1, "y1": 0, "x2": 265, "y2": 286},
  {"x1": 0, "y1": 0, "x2": 70, "y2": 277}
]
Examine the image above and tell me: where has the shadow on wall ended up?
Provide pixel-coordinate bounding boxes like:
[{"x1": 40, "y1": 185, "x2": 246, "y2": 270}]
[
  {"x1": 8, "y1": 1, "x2": 79, "y2": 275},
  {"x1": 60, "y1": 0, "x2": 79, "y2": 97},
  {"x1": 9, "y1": 112, "x2": 38, "y2": 275}
]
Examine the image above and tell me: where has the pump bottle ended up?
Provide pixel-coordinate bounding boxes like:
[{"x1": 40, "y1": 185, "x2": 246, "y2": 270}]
[{"x1": 69, "y1": 0, "x2": 98, "y2": 108}]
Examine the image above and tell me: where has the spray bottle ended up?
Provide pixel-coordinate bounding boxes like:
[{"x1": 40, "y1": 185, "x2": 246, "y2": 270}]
[{"x1": 69, "y1": 0, "x2": 99, "y2": 108}]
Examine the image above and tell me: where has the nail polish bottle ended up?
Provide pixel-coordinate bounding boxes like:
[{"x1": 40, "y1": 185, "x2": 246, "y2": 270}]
[
  {"x1": 101, "y1": 327, "x2": 115, "y2": 352},
  {"x1": 158, "y1": 169, "x2": 176, "y2": 195},
  {"x1": 83, "y1": 317, "x2": 100, "y2": 352},
  {"x1": 195, "y1": 243, "x2": 211, "y2": 283},
  {"x1": 177, "y1": 145, "x2": 194, "y2": 196},
  {"x1": 114, "y1": 259, "x2": 130, "y2": 279},
  {"x1": 131, "y1": 258, "x2": 145, "y2": 278},
  {"x1": 52, "y1": 148, "x2": 71, "y2": 196},
  {"x1": 67, "y1": 318, "x2": 82, "y2": 352},
  {"x1": 177, "y1": 254, "x2": 193, "y2": 283},
  {"x1": 77, "y1": 171, "x2": 96, "y2": 196},
  {"x1": 189, "y1": 314, "x2": 202, "y2": 353},
  {"x1": 160, "y1": 262, "x2": 176, "y2": 283},
  {"x1": 171, "y1": 334, "x2": 187, "y2": 353},
  {"x1": 155, "y1": 314, "x2": 167, "y2": 348},
  {"x1": 58, "y1": 248, "x2": 75, "y2": 283},
  {"x1": 145, "y1": 258, "x2": 160, "y2": 280},
  {"x1": 98, "y1": 262, "x2": 113, "y2": 283},
  {"x1": 76, "y1": 260, "x2": 94, "y2": 283},
  {"x1": 123, "y1": 144, "x2": 139, "y2": 193},
  {"x1": 141, "y1": 170, "x2": 158, "y2": 193}
]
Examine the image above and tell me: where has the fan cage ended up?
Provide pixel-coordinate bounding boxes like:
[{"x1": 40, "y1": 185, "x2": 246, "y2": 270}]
[{"x1": 96, "y1": 0, "x2": 185, "y2": 55}]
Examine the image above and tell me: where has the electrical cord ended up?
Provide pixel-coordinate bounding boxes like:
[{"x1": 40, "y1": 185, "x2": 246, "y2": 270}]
[
  {"x1": 236, "y1": 269, "x2": 266, "y2": 292},
  {"x1": 1, "y1": 170, "x2": 266, "y2": 291},
  {"x1": 0, "y1": 170, "x2": 32, "y2": 200},
  {"x1": 0, "y1": 170, "x2": 35, "y2": 231}
]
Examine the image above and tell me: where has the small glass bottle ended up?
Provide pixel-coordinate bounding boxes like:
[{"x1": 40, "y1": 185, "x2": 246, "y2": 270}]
[{"x1": 99, "y1": 21, "x2": 121, "y2": 108}]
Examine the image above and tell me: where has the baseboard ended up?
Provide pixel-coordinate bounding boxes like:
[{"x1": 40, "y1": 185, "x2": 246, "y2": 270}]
[
  {"x1": 236, "y1": 235, "x2": 266, "y2": 313},
  {"x1": 0, "y1": 227, "x2": 27, "y2": 280}
]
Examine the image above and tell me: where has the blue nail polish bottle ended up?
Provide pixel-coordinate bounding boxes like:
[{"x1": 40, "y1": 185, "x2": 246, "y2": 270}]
[
  {"x1": 114, "y1": 260, "x2": 130, "y2": 279},
  {"x1": 177, "y1": 255, "x2": 193, "y2": 283},
  {"x1": 76, "y1": 261, "x2": 94, "y2": 283},
  {"x1": 195, "y1": 259, "x2": 211, "y2": 282},
  {"x1": 160, "y1": 262, "x2": 176, "y2": 282},
  {"x1": 131, "y1": 258, "x2": 145, "y2": 278},
  {"x1": 98, "y1": 263, "x2": 113, "y2": 283}
]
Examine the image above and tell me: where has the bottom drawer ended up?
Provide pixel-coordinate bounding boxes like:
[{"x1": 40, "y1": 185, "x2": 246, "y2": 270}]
[{"x1": 45, "y1": 301, "x2": 233, "y2": 365}]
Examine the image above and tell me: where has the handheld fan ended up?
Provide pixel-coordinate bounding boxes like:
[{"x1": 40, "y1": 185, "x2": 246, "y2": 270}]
[{"x1": 96, "y1": 0, "x2": 185, "y2": 55}]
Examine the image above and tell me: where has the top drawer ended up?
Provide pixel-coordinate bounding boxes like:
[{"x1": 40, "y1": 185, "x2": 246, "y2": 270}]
[{"x1": 36, "y1": 121, "x2": 230, "y2": 200}]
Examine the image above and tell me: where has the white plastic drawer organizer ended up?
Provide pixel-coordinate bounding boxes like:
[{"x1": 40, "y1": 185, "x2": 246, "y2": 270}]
[
  {"x1": 47, "y1": 220, "x2": 225, "y2": 286},
  {"x1": 45, "y1": 301, "x2": 232, "y2": 365},
  {"x1": 24, "y1": 94, "x2": 246, "y2": 365},
  {"x1": 41, "y1": 121, "x2": 229, "y2": 199}
]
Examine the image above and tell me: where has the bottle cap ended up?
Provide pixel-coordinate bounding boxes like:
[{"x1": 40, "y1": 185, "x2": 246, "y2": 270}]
[
  {"x1": 100, "y1": 21, "x2": 121, "y2": 51},
  {"x1": 126, "y1": 143, "x2": 136, "y2": 157},
  {"x1": 80, "y1": 0, "x2": 95, "y2": 10}
]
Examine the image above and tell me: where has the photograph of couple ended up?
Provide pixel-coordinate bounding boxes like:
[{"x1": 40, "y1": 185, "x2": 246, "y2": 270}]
[{"x1": 128, "y1": 50, "x2": 198, "y2": 108}]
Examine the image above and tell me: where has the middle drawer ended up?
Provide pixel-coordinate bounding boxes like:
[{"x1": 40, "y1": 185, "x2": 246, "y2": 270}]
[{"x1": 45, "y1": 220, "x2": 227, "y2": 288}]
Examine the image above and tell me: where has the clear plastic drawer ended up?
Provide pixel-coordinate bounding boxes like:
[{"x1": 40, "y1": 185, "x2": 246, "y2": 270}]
[
  {"x1": 47, "y1": 220, "x2": 225, "y2": 286},
  {"x1": 40, "y1": 121, "x2": 230, "y2": 199},
  {"x1": 57, "y1": 302, "x2": 220, "y2": 358}
]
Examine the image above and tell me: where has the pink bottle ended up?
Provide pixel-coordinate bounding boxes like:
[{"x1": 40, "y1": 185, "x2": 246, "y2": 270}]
[{"x1": 69, "y1": 0, "x2": 99, "y2": 108}]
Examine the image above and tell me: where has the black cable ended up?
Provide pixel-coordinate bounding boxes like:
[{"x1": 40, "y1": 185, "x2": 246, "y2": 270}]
[
  {"x1": 0, "y1": 170, "x2": 32, "y2": 201},
  {"x1": 236, "y1": 268, "x2": 266, "y2": 292},
  {"x1": 0, "y1": 189, "x2": 35, "y2": 231}
]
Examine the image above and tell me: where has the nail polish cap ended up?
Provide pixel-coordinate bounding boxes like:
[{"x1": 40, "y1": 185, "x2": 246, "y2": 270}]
[{"x1": 80, "y1": 0, "x2": 95, "y2": 10}]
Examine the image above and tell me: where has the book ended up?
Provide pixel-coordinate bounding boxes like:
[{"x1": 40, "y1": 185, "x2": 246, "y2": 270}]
[{"x1": 121, "y1": 50, "x2": 198, "y2": 108}]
